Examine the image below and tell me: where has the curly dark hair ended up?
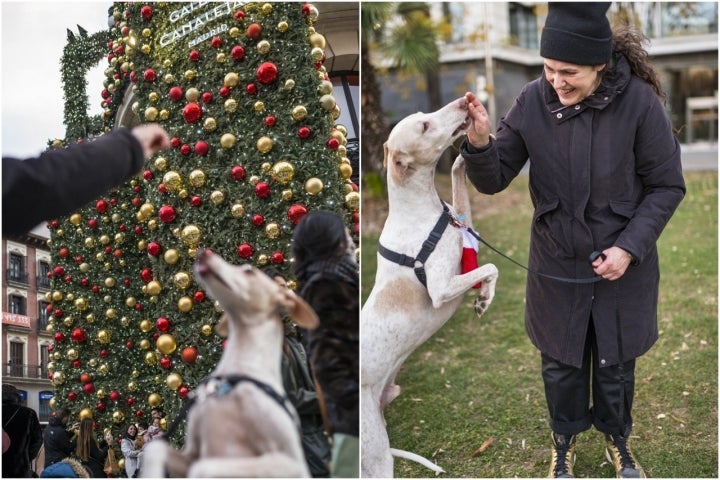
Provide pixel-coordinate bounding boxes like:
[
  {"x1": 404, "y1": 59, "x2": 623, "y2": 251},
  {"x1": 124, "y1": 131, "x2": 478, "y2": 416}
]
[{"x1": 612, "y1": 25, "x2": 666, "y2": 101}]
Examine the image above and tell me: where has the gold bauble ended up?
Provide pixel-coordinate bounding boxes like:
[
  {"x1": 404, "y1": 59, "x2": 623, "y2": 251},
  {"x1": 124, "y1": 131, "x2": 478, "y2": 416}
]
[
  {"x1": 157, "y1": 334, "x2": 177, "y2": 355},
  {"x1": 126, "y1": 297, "x2": 137, "y2": 308},
  {"x1": 201, "y1": 324, "x2": 213, "y2": 336},
  {"x1": 160, "y1": 109, "x2": 170, "y2": 121},
  {"x1": 147, "y1": 393, "x2": 162, "y2": 408},
  {"x1": 148, "y1": 219, "x2": 158, "y2": 231},
  {"x1": 163, "y1": 171, "x2": 182, "y2": 192},
  {"x1": 261, "y1": 162, "x2": 272, "y2": 173},
  {"x1": 210, "y1": 191, "x2": 225, "y2": 205},
  {"x1": 144, "y1": 107, "x2": 159, "y2": 122},
  {"x1": 146, "y1": 280, "x2": 162, "y2": 296},
  {"x1": 220, "y1": 133, "x2": 236, "y2": 149},
  {"x1": 139, "y1": 339, "x2": 150, "y2": 350},
  {"x1": 338, "y1": 145, "x2": 347, "y2": 156},
  {"x1": 231, "y1": 204, "x2": 245, "y2": 218},
  {"x1": 164, "y1": 249, "x2": 179, "y2": 265},
  {"x1": 310, "y1": 33, "x2": 326, "y2": 49},
  {"x1": 257, "y1": 40, "x2": 270, "y2": 55},
  {"x1": 52, "y1": 352, "x2": 61, "y2": 361},
  {"x1": 284, "y1": 79, "x2": 295, "y2": 90},
  {"x1": 84, "y1": 237, "x2": 95, "y2": 249},
  {"x1": 331, "y1": 104, "x2": 341, "y2": 121},
  {"x1": 139, "y1": 202, "x2": 155, "y2": 220},
  {"x1": 98, "y1": 364, "x2": 109, "y2": 375},
  {"x1": 257, "y1": 254, "x2": 269, "y2": 266},
  {"x1": 121, "y1": 316, "x2": 130, "y2": 327},
  {"x1": 318, "y1": 80, "x2": 333, "y2": 95},
  {"x1": 189, "y1": 169, "x2": 206, "y2": 187},
  {"x1": 148, "y1": 92, "x2": 159, "y2": 103},
  {"x1": 305, "y1": 178, "x2": 324, "y2": 195},
  {"x1": 46, "y1": 324, "x2": 54, "y2": 333},
  {"x1": 254, "y1": 101, "x2": 265, "y2": 112},
  {"x1": 141, "y1": 43, "x2": 151, "y2": 55},
  {"x1": 105, "y1": 308, "x2": 117, "y2": 320},
  {"x1": 173, "y1": 271, "x2": 191, "y2": 290},
  {"x1": 128, "y1": 381, "x2": 138, "y2": 392},
  {"x1": 177, "y1": 296, "x2": 193, "y2": 313},
  {"x1": 74, "y1": 297, "x2": 88, "y2": 311},
  {"x1": 52, "y1": 371, "x2": 66, "y2": 386},
  {"x1": 282, "y1": 189, "x2": 293, "y2": 201},
  {"x1": 184, "y1": 70, "x2": 196, "y2": 81},
  {"x1": 311, "y1": 47, "x2": 324, "y2": 62},
  {"x1": 185, "y1": 88, "x2": 200, "y2": 102},
  {"x1": 154, "y1": 157, "x2": 168, "y2": 171},
  {"x1": 47, "y1": 361, "x2": 55, "y2": 374},
  {"x1": 132, "y1": 369, "x2": 140, "y2": 378},
  {"x1": 118, "y1": 459, "x2": 125, "y2": 471},
  {"x1": 188, "y1": 247, "x2": 198, "y2": 259},
  {"x1": 256, "y1": 136, "x2": 273, "y2": 153},
  {"x1": 63, "y1": 316, "x2": 74, "y2": 327},
  {"x1": 262, "y1": 3, "x2": 273, "y2": 14},
  {"x1": 142, "y1": 27, "x2": 152, "y2": 37},
  {"x1": 291, "y1": 105, "x2": 307, "y2": 121},
  {"x1": 98, "y1": 330, "x2": 111, "y2": 344},
  {"x1": 346, "y1": 191, "x2": 360, "y2": 212},
  {"x1": 335, "y1": 124, "x2": 348, "y2": 137},
  {"x1": 79, "y1": 408, "x2": 93, "y2": 420},
  {"x1": 339, "y1": 163, "x2": 353, "y2": 180},
  {"x1": 229, "y1": 26, "x2": 240, "y2": 38},
  {"x1": 139, "y1": 319, "x2": 153, "y2": 333},
  {"x1": 265, "y1": 223, "x2": 280, "y2": 239},
  {"x1": 277, "y1": 21, "x2": 289, "y2": 32},
  {"x1": 137, "y1": 240, "x2": 147, "y2": 251},
  {"x1": 145, "y1": 351, "x2": 159, "y2": 366},
  {"x1": 249, "y1": 175, "x2": 260, "y2": 186},
  {"x1": 320, "y1": 94, "x2": 336, "y2": 111},
  {"x1": 104, "y1": 276, "x2": 116, "y2": 288},
  {"x1": 66, "y1": 349, "x2": 79, "y2": 361},
  {"x1": 112, "y1": 410, "x2": 125, "y2": 424},
  {"x1": 96, "y1": 389, "x2": 107, "y2": 399},
  {"x1": 224, "y1": 72, "x2": 239, "y2": 87},
  {"x1": 166, "y1": 373, "x2": 183, "y2": 391},
  {"x1": 203, "y1": 117, "x2": 217, "y2": 132},
  {"x1": 224, "y1": 98, "x2": 238, "y2": 113},
  {"x1": 70, "y1": 213, "x2": 82, "y2": 226},
  {"x1": 178, "y1": 189, "x2": 189, "y2": 199},
  {"x1": 181, "y1": 225, "x2": 201, "y2": 246},
  {"x1": 164, "y1": 73, "x2": 174, "y2": 84},
  {"x1": 85, "y1": 313, "x2": 95, "y2": 323},
  {"x1": 272, "y1": 161, "x2": 295, "y2": 184}
]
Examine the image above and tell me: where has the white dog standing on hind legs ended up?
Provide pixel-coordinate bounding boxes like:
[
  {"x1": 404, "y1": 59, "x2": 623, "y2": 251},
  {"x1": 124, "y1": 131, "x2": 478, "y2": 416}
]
[{"x1": 361, "y1": 97, "x2": 499, "y2": 478}]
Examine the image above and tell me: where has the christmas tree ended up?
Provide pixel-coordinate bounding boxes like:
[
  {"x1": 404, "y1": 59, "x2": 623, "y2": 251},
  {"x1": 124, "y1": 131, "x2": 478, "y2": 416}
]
[{"x1": 44, "y1": 2, "x2": 359, "y2": 460}]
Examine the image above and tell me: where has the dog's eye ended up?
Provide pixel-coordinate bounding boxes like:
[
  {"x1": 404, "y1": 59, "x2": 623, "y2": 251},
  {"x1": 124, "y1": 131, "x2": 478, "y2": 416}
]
[{"x1": 421, "y1": 121, "x2": 430, "y2": 133}]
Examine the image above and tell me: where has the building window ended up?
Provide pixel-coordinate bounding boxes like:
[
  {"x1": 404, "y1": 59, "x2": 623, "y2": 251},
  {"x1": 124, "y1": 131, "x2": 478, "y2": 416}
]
[
  {"x1": 39, "y1": 391, "x2": 54, "y2": 422},
  {"x1": 38, "y1": 261, "x2": 51, "y2": 289},
  {"x1": 9, "y1": 341, "x2": 24, "y2": 377},
  {"x1": 9, "y1": 295, "x2": 26, "y2": 315},
  {"x1": 660, "y1": 2, "x2": 718, "y2": 36},
  {"x1": 8, "y1": 253, "x2": 27, "y2": 284},
  {"x1": 38, "y1": 301, "x2": 50, "y2": 330},
  {"x1": 39, "y1": 344, "x2": 50, "y2": 379},
  {"x1": 509, "y1": 3, "x2": 539, "y2": 49}
]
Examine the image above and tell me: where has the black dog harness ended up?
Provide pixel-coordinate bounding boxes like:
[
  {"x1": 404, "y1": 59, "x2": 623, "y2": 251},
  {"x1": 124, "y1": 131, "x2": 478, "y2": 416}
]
[{"x1": 377, "y1": 202, "x2": 459, "y2": 288}]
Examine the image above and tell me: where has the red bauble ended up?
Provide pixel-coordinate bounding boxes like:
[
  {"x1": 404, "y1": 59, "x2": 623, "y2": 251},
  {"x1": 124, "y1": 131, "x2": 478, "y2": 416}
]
[
  {"x1": 181, "y1": 346, "x2": 198, "y2": 364},
  {"x1": 180, "y1": 144, "x2": 192, "y2": 156},
  {"x1": 219, "y1": 86, "x2": 231, "y2": 97},
  {"x1": 88, "y1": 218, "x2": 98, "y2": 229},
  {"x1": 96, "y1": 199, "x2": 109, "y2": 214},
  {"x1": 100, "y1": 349, "x2": 109, "y2": 358},
  {"x1": 156, "y1": 317, "x2": 171, "y2": 332},
  {"x1": 126, "y1": 340, "x2": 135, "y2": 349},
  {"x1": 178, "y1": 386, "x2": 190, "y2": 399},
  {"x1": 211, "y1": 36, "x2": 222, "y2": 48},
  {"x1": 71, "y1": 328, "x2": 87, "y2": 343},
  {"x1": 68, "y1": 392, "x2": 77, "y2": 401},
  {"x1": 158, "y1": 206, "x2": 176, "y2": 223},
  {"x1": 64, "y1": 275, "x2": 72, "y2": 283},
  {"x1": 264, "y1": 115, "x2": 276, "y2": 127},
  {"x1": 193, "y1": 291, "x2": 205, "y2": 303},
  {"x1": 143, "y1": 69, "x2": 156, "y2": 83},
  {"x1": 231, "y1": 45, "x2": 245, "y2": 60},
  {"x1": 246, "y1": 83, "x2": 257, "y2": 95},
  {"x1": 59, "y1": 247, "x2": 70, "y2": 258},
  {"x1": 246, "y1": 23, "x2": 262, "y2": 39},
  {"x1": 143, "y1": 170, "x2": 154, "y2": 180},
  {"x1": 140, "y1": 5, "x2": 153, "y2": 19},
  {"x1": 160, "y1": 357, "x2": 172, "y2": 370},
  {"x1": 80, "y1": 278, "x2": 89, "y2": 287},
  {"x1": 352, "y1": 212, "x2": 360, "y2": 224},
  {"x1": 231, "y1": 165, "x2": 246, "y2": 181},
  {"x1": 169, "y1": 86, "x2": 183, "y2": 101},
  {"x1": 54, "y1": 308, "x2": 63, "y2": 318},
  {"x1": 171, "y1": 137, "x2": 181, "y2": 148},
  {"x1": 234, "y1": 10, "x2": 245, "y2": 20},
  {"x1": 298, "y1": 126, "x2": 311, "y2": 139},
  {"x1": 109, "y1": 391, "x2": 121, "y2": 403},
  {"x1": 202, "y1": 92, "x2": 213, "y2": 104},
  {"x1": 130, "y1": 71, "x2": 137, "y2": 83},
  {"x1": 91, "y1": 285, "x2": 100, "y2": 294},
  {"x1": 182, "y1": 103, "x2": 202, "y2": 123},
  {"x1": 83, "y1": 383, "x2": 95, "y2": 395},
  {"x1": 271, "y1": 252, "x2": 285, "y2": 264},
  {"x1": 237, "y1": 243, "x2": 254, "y2": 259},
  {"x1": 123, "y1": 278, "x2": 131, "y2": 286},
  {"x1": 80, "y1": 373, "x2": 92, "y2": 384},
  {"x1": 126, "y1": 397, "x2": 135, "y2": 406},
  {"x1": 50, "y1": 220, "x2": 60, "y2": 229},
  {"x1": 302, "y1": 3, "x2": 311, "y2": 15},
  {"x1": 53, "y1": 266, "x2": 64, "y2": 277},
  {"x1": 147, "y1": 242, "x2": 162, "y2": 256},
  {"x1": 96, "y1": 401, "x2": 105, "y2": 411},
  {"x1": 255, "y1": 182, "x2": 271, "y2": 198},
  {"x1": 194, "y1": 141, "x2": 209, "y2": 156},
  {"x1": 256, "y1": 62, "x2": 278, "y2": 84},
  {"x1": 72, "y1": 360, "x2": 81, "y2": 369},
  {"x1": 191, "y1": 196, "x2": 202, "y2": 207},
  {"x1": 327, "y1": 138, "x2": 340, "y2": 150},
  {"x1": 141, "y1": 268, "x2": 153, "y2": 282},
  {"x1": 252, "y1": 214, "x2": 265, "y2": 226},
  {"x1": 354, "y1": 223, "x2": 360, "y2": 235},
  {"x1": 189, "y1": 50, "x2": 200, "y2": 62},
  {"x1": 134, "y1": 226, "x2": 143, "y2": 235},
  {"x1": 287, "y1": 204, "x2": 308, "y2": 224}
]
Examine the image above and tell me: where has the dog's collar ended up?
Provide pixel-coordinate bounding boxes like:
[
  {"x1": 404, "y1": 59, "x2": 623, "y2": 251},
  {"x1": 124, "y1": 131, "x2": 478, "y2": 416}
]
[{"x1": 378, "y1": 201, "x2": 460, "y2": 288}]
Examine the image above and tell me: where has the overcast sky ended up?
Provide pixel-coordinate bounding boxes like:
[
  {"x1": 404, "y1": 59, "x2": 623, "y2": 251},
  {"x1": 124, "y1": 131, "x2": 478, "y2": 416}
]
[{"x1": 2, "y1": 2, "x2": 112, "y2": 158}]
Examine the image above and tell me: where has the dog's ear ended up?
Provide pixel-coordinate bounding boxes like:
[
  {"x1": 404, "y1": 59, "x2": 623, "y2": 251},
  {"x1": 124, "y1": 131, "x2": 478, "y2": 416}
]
[
  {"x1": 215, "y1": 314, "x2": 229, "y2": 337},
  {"x1": 282, "y1": 290, "x2": 319, "y2": 329},
  {"x1": 388, "y1": 150, "x2": 410, "y2": 185}
]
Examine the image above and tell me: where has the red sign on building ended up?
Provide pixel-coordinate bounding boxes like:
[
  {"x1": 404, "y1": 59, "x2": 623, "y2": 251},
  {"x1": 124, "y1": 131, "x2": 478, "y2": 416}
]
[{"x1": 2, "y1": 312, "x2": 31, "y2": 328}]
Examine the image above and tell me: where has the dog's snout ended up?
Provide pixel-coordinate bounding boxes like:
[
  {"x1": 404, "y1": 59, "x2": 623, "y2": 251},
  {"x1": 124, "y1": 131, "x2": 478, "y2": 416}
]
[{"x1": 458, "y1": 97, "x2": 467, "y2": 110}]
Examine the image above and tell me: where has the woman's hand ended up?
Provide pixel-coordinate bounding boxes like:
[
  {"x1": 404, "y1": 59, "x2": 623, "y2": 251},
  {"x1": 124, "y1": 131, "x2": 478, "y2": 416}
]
[
  {"x1": 591, "y1": 246, "x2": 633, "y2": 281},
  {"x1": 464, "y1": 92, "x2": 491, "y2": 148}
]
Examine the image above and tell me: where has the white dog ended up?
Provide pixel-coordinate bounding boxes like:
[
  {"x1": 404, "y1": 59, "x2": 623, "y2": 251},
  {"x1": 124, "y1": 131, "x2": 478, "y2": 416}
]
[
  {"x1": 141, "y1": 250, "x2": 319, "y2": 477},
  {"x1": 361, "y1": 97, "x2": 499, "y2": 477}
]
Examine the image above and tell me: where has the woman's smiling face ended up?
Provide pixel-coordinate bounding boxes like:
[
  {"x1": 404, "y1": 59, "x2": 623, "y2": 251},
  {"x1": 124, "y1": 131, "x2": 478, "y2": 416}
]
[{"x1": 543, "y1": 59, "x2": 606, "y2": 106}]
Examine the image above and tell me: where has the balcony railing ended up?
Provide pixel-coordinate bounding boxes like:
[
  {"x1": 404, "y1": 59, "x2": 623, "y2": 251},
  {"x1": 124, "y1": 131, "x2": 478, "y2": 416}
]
[
  {"x1": 37, "y1": 276, "x2": 52, "y2": 290},
  {"x1": 6, "y1": 269, "x2": 29, "y2": 285},
  {"x1": 5, "y1": 363, "x2": 48, "y2": 380}
]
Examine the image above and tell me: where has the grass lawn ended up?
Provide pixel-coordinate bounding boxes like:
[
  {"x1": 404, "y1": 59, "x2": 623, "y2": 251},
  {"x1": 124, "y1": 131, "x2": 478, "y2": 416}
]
[{"x1": 360, "y1": 171, "x2": 717, "y2": 478}]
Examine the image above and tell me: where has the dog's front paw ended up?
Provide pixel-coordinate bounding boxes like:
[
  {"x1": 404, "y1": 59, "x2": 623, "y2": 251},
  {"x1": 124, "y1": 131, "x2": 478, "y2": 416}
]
[{"x1": 473, "y1": 271, "x2": 497, "y2": 318}]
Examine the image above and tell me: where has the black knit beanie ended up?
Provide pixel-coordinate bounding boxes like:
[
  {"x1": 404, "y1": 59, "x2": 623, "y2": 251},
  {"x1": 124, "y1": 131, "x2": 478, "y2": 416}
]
[{"x1": 540, "y1": 2, "x2": 612, "y2": 65}]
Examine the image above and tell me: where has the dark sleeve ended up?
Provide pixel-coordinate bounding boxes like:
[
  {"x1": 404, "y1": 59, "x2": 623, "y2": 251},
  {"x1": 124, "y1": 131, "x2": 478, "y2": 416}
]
[
  {"x1": 27, "y1": 409, "x2": 43, "y2": 460},
  {"x1": 2, "y1": 128, "x2": 144, "y2": 236}
]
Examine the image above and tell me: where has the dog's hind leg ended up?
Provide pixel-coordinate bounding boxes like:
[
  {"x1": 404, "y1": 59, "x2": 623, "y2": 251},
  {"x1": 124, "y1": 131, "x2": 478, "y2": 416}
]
[
  {"x1": 451, "y1": 155, "x2": 472, "y2": 223},
  {"x1": 361, "y1": 387, "x2": 394, "y2": 477}
]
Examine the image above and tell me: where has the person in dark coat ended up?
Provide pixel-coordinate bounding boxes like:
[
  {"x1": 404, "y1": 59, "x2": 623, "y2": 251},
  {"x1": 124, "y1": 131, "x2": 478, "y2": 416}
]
[
  {"x1": 460, "y1": 3, "x2": 685, "y2": 478},
  {"x1": 292, "y1": 211, "x2": 359, "y2": 478},
  {"x1": 43, "y1": 408, "x2": 78, "y2": 468},
  {"x1": 75, "y1": 418, "x2": 113, "y2": 478},
  {"x1": 2, "y1": 384, "x2": 43, "y2": 477},
  {"x1": 2, "y1": 123, "x2": 170, "y2": 236}
]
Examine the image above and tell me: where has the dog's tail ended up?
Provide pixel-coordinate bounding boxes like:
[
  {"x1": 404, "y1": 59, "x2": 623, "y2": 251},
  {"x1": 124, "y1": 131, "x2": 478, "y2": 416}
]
[{"x1": 390, "y1": 448, "x2": 446, "y2": 474}]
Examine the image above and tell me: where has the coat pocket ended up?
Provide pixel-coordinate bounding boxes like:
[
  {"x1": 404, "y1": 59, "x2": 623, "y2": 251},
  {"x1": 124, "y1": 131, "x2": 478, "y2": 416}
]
[{"x1": 532, "y1": 197, "x2": 574, "y2": 258}]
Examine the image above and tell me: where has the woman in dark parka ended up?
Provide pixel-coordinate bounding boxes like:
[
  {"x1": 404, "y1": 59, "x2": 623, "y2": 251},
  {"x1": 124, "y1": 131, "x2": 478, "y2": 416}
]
[{"x1": 460, "y1": 3, "x2": 685, "y2": 478}]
